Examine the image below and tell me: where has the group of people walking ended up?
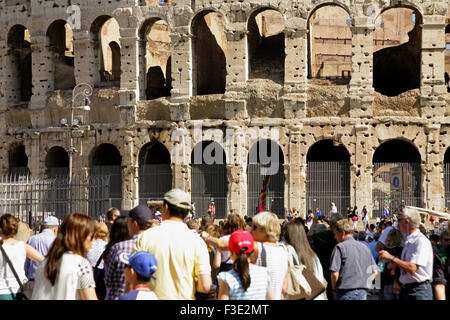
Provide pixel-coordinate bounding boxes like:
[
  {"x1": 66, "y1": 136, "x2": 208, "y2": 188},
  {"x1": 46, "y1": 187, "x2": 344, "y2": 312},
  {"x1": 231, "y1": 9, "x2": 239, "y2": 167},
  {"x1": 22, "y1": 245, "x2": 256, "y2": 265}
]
[{"x1": 0, "y1": 190, "x2": 448, "y2": 301}]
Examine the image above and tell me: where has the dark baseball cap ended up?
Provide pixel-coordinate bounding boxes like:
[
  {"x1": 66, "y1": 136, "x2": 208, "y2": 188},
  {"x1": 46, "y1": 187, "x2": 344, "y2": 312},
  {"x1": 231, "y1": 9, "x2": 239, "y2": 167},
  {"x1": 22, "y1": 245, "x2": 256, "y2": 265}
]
[{"x1": 129, "y1": 205, "x2": 154, "y2": 227}]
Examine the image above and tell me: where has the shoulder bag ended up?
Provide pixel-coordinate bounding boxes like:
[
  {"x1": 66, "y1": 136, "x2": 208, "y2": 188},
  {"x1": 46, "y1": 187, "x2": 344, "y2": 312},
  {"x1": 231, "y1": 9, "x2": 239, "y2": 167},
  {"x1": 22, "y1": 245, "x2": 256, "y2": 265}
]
[
  {"x1": 93, "y1": 252, "x2": 107, "y2": 300},
  {"x1": 0, "y1": 240, "x2": 30, "y2": 300},
  {"x1": 281, "y1": 244, "x2": 326, "y2": 300}
]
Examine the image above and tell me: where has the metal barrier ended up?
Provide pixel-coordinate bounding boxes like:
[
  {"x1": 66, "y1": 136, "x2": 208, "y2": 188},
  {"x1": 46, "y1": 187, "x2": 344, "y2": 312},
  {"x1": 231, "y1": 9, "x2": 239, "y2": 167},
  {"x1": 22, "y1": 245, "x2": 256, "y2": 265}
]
[{"x1": 0, "y1": 174, "x2": 114, "y2": 230}]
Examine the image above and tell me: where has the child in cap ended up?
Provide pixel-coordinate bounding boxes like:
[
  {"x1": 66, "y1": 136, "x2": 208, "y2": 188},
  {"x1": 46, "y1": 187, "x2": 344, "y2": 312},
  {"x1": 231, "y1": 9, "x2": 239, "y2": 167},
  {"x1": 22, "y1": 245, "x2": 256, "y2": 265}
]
[
  {"x1": 217, "y1": 230, "x2": 273, "y2": 300},
  {"x1": 118, "y1": 251, "x2": 158, "y2": 300}
]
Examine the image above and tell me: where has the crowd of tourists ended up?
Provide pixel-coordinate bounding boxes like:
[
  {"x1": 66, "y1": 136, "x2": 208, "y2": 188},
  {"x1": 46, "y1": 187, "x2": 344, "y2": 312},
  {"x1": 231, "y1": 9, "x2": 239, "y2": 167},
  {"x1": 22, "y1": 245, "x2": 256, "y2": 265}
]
[{"x1": 0, "y1": 190, "x2": 449, "y2": 301}]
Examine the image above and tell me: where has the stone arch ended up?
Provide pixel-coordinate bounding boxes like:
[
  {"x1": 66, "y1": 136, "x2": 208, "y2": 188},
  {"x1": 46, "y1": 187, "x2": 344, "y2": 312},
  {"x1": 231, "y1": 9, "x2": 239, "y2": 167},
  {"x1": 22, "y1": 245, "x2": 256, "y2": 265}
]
[
  {"x1": 372, "y1": 139, "x2": 422, "y2": 217},
  {"x1": 90, "y1": 15, "x2": 121, "y2": 87},
  {"x1": 306, "y1": 3, "x2": 352, "y2": 81},
  {"x1": 138, "y1": 18, "x2": 172, "y2": 100},
  {"x1": 247, "y1": 7, "x2": 285, "y2": 84},
  {"x1": 191, "y1": 140, "x2": 228, "y2": 219},
  {"x1": 89, "y1": 143, "x2": 122, "y2": 210},
  {"x1": 46, "y1": 20, "x2": 75, "y2": 90},
  {"x1": 45, "y1": 146, "x2": 69, "y2": 177},
  {"x1": 138, "y1": 142, "x2": 172, "y2": 203},
  {"x1": 7, "y1": 24, "x2": 32, "y2": 103},
  {"x1": 247, "y1": 139, "x2": 285, "y2": 217},
  {"x1": 9, "y1": 143, "x2": 30, "y2": 176},
  {"x1": 373, "y1": 6, "x2": 422, "y2": 96},
  {"x1": 306, "y1": 139, "x2": 351, "y2": 216},
  {"x1": 191, "y1": 10, "x2": 226, "y2": 95}
]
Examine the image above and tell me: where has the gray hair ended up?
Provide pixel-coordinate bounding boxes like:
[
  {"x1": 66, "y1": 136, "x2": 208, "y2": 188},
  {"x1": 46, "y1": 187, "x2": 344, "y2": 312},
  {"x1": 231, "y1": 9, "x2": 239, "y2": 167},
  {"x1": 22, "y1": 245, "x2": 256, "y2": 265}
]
[{"x1": 401, "y1": 208, "x2": 422, "y2": 229}]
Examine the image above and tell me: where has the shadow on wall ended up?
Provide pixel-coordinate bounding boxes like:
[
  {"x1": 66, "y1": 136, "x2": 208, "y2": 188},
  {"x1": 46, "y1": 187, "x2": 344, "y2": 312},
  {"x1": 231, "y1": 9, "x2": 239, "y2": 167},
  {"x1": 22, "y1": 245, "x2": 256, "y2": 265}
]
[{"x1": 373, "y1": 22, "x2": 421, "y2": 97}]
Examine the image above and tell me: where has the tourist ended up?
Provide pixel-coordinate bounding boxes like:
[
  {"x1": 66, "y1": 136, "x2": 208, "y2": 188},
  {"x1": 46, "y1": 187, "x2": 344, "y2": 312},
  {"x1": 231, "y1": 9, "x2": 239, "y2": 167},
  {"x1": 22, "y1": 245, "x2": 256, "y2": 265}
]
[
  {"x1": 217, "y1": 229, "x2": 273, "y2": 300},
  {"x1": 105, "y1": 207, "x2": 120, "y2": 232},
  {"x1": 31, "y1": 213, "x2": 97, "y2": 300},
  {"x1": 330, "y1": 219, "x2": 377, "y2": 300},
  {"x1": 352, "y1": 206, "x2": 359, "y2": 231},
  {"x1": 24, "y1": 215, "x2": 59, "y2": 280},
  {"x1": 104, "y1": 205, "x2": 153, "y2": 300},
  {"x1": 380, "y1": 228, "x2": 404, "y2": 300},
  {"x1": 86, "y1": 222, "x2": 109, "y2": 300},
  {"x1": 118, "y1": 251, "x2": 158, "y2": 300},
  {"x1": 378, "y1": 208, "x2": 434, "y2": 300},
  {"x1": 432, "y1": 230, "x2": 449, "y2": 300},
  {"x1": 362, "y1": 205, "x2": 369, "y2": 232},
  {"x1": 134, "y1": 188, "x2": 211, "y2": 299},
  {"x1": 0, "y1": 214, "x2": 44, "y2": 300}
]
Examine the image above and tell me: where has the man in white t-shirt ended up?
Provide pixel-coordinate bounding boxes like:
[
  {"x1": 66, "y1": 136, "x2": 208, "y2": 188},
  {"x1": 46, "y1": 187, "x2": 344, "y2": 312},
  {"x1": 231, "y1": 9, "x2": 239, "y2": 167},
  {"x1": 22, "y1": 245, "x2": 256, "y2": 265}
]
[{"x1": 378, "y1": 208, "x2": 434, "y2": 300}]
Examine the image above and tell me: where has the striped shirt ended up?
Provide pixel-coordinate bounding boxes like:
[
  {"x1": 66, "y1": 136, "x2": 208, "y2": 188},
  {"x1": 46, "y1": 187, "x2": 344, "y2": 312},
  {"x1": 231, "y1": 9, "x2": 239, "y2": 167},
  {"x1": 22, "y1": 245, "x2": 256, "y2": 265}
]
[
  {"x1": 217, "y1": 265, "x2": 271, "y2": 300},
  {"x1": 104, "y1": 234, "x2": 138, "y2": 300}
]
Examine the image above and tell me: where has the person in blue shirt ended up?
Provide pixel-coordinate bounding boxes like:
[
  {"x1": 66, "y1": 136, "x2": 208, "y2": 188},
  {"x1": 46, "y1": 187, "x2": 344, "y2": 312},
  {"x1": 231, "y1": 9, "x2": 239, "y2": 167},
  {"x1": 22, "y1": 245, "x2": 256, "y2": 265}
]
[
  {"x1": 24, "y1": 216, "x2": 59, "y2": 280},
  {"x1": 382, "y1": 205, "x2": 390, "y2": 220}
]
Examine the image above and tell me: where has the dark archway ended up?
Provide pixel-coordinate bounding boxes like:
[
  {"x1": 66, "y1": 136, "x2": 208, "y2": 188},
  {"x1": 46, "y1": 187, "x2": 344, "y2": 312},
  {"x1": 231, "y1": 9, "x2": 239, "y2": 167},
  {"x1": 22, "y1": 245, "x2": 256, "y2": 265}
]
[
  {"x1": 372, "y1": 139, "x2": 421, "y2": 217},
  {"x1": 45, "y1": 146, "x2": 69, "y2": 177},
  {"x1": 191, "y1": 141, "x2": 228, "y2": 219},
  {"x1": 7, "y1": 25, "x2": 32, "y2": 102},
  {"x1": 306, "y1": 139, "x2": 350, "y2": 216},
  {"x1": 373, "y1": 7, "x2": 421, "y2": 96},
  {"x1": 192, "y1": 11, "x2": 226, "y2": 95},
  {"x1": 9, "y1": 144, "x2": 30, "y2": 176},
  {"x1": 90, "y1": 143, "x2": 122, "y2": 211},
  {"x1": 248, "y1": 8, "x2": 285, "y2": 84},
  {"x1": 247, "y1": 139, "x2": 285, "y2": 217},
  {"x1": 138, "y1": 142, "x2": 172, "y2": 203}
]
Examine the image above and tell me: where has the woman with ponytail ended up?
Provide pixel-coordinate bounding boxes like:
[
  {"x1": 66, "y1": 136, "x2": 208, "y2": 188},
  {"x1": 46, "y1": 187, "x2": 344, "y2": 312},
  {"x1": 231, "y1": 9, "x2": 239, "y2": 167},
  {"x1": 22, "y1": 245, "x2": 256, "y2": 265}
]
[
  {"x1": 31, "y1": 213, "x2": 98, "y2": 300},
  {"x1": 217, "y1": 230, "x2": 273, "y2": 300}
]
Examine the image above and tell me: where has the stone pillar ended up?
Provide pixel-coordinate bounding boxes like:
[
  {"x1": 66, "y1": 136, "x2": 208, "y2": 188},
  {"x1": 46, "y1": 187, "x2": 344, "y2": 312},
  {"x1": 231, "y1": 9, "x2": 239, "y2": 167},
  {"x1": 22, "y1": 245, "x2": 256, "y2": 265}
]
[
  {"x1": 170, "y1": 126, "x2": 191, "y2": 192},
  {"x1": 348, "y1": 19, "x2": 374, "y2": 118},
  {"x1": 0, "y1": 41, "x2": 18, "y2": 110},
  {"x1": 283, "y1": 27, "x2": 307, "y2": 119},
  {"x1": 118, "y1": 28, "x2": 139, "y2": 125},
  {"x1": 424, "y1": 124, "x2": 445, "y2": 210},
  {"x1": 29, "y1": 35, "x2": 53, "y2": 110},
  {"x1": 420, "y1": 15, "x2": 447, "y2": 118},
  {"x1": 24, "y1": 131, "x2": 40, "y2": 178},
  {"x1": 72, "y1": 30, "x2": 98, "y2": 87},
  {"x1": 120, "y1": 132, "x2": 139, "y2": 210},
  {"x1": 170, "y1": 28, "x2": 191, "y2": 98},
  {"x1": 353, "y1": 124, "x2": 373, "y2": 217},
  {"x1": 227, "y1": 164, "x2": 247, "y2": 216},
  {"x1": 286, "y1": 125, "x2": 302, "y2": 215}
]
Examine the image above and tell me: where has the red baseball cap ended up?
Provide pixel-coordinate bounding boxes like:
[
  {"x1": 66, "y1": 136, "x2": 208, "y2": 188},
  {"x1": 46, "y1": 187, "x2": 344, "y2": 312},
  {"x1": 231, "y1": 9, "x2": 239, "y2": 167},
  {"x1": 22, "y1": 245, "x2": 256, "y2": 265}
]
[{"x1": 228, "y1": 230, "x2": 254, "y2": 254}]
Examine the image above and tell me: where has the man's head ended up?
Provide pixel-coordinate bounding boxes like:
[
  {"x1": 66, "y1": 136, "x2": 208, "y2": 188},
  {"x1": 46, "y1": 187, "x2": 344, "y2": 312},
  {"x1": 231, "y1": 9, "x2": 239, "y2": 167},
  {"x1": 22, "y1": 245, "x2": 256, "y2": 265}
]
[
  {"x1": 439, "y1": 230, "x2": 450, "y2": 249},
  {"x1": 106, "y1": 207, "x2": 120, "y2": 222},
  {"x1": 186, "y1": 218, "x2": 199, "y2": 232},
  {"x1": 357, "y1": 231, "x2": 367, "y2": 242},
  {"x1": 332, "y1": 219, "x2": 354, "y2": 243},
  {"x1": 120, "y1": 251, "x2": 157, "y2": 285},
  {"x1": 163, "y1": 188, "x2": 191, "y2": 220},
  {"x1": 369, "y1": 224, "x2": 375, "y2": 231},
  {"x1": 127, "y1": 205, "x2": 154, "y2": 236},
  {"x1": 398, "y1": 208, "x2": 421, "y2": 234},
  {"x1": 42, "y1": 216, "x2": 59, "y2": 234},
  {"x1": 328, "y1": 213, "x2": 345, "y2": 229}
]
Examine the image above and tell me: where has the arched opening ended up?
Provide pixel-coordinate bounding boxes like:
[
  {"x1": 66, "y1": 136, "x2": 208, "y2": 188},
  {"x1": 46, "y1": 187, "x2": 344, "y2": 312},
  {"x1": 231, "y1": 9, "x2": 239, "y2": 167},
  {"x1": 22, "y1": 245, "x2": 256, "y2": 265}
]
[
  {"x1": 90, "y1": 16, "x2": 121, "y2": 87},
  {"x1": 191, "y1": 141, "x2": 228, "y2": 219},
  {"x1": 306, "y1": 139, "x2": 350, "y2": 217},
  {"x1": 138, "y1": 142, "x2": 172, "y2": 204},
  {"x1": 46, "y1": 20, "x2": 75, "y2": 90},
  {"x1": 191, "y1": 11, "x2": 226, "y2": 95},
  {"x1": 45, "y1": 146, "x2": 69, "y2": 177},
  {"x1": 90, "y1": 143, "x2": 122, "y2": 212},
  {"x1": 9, "y1": 144, "x2": 30, "y2": 177},
  {"x1": 7, "y1": 25, "x2": 32, "y2": 103},
  {"x1": 307, "y1": 5, "x2": 352, "y2": 83},
  {"x1": 372, "y1": 139, "x2": 421, "y2": 217},
  {"x1": 139, "y1": 18, "x2": 172, "y2": 100},
  {"x1": 247, "y1": 139, "x2": 285, "y2": 218},
  {"x1": 247, "y1": 8, "x2": 285, "y2": 84},
  {"x1": 445, "y1": 23, "x2": 450, "y2": 92},
  {"x1": 373, "y1": 7, "x2": 421, "y2": 96}
]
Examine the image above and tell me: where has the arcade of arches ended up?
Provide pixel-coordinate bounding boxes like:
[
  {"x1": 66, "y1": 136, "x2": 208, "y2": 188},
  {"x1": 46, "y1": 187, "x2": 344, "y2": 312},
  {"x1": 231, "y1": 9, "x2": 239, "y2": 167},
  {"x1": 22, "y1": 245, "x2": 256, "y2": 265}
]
[{"x1": 0, "y1": 1, "x2": 449, "y2": 219}]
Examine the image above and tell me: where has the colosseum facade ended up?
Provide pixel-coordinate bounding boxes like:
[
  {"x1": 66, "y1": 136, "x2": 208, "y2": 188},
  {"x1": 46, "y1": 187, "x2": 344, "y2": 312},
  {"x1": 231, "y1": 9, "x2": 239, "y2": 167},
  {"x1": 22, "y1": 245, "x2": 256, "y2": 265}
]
[{"x1": 0, "y1": 0, "x2": 449, "y2": 220}]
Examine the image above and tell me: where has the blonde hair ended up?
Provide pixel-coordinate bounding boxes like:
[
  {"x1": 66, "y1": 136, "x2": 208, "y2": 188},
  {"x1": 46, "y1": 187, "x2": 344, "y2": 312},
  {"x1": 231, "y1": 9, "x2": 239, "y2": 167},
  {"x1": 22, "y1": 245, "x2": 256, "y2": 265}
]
[
  {"x1": 95, "y1": 222, "x2": 109, "y2": 242},
  {"x1": 384, "y1": 228, "x2": 403, "y2": 248},
  {"x1": 252, "y1": 211, "x2": 281, "y2": 242}
]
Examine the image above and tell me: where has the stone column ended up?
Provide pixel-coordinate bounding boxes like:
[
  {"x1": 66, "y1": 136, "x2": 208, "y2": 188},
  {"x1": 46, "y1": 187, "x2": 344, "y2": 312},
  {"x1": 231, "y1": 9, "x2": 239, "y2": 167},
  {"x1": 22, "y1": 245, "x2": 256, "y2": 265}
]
[
  {"x1": 170, "y1": 126, "x2": 191, "y2": 192},
  {"x1": 286, "y1": 125, "x2": 302, "y2": 215},
  {"x1": 353, "y1": 124, "x2": 373, "y2": 217},
  {"x1": 120, "y1": 132, "x2": 139, "y2": 210},
  {"x1": 72, "y1": 30, "x2": 98, "y2": 88},
  {"x1": 424, "y1": 124, "x2": 445, "y2": 210},
  {"x1": 420, "y1": 15, "x2": 447, "y2": 118},
  {"x1": 0, "y1": 41, "x2": 18, "y2": 110},
  {"x1": 283, "y1": 27, "x2": 307, "y2": 119},
  {"x1": 348, "y1": 19, "x2": 375, "y2": 118},
  {"x1": 29, "y1": 35, "x2": 53, "y2": 110},
  {"x1": 25, "y1": 131, "x2": 40, "y2": 178},
  {"x1": 118, "y1": 28, "x2": 140, "y2": 125}
]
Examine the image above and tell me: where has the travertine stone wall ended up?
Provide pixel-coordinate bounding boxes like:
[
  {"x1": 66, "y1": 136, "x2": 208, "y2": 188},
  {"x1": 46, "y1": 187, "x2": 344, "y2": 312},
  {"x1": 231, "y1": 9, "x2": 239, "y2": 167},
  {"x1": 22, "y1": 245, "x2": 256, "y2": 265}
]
[{"x1": 0, "y1": 0, "x2": 448, "y2": 217}]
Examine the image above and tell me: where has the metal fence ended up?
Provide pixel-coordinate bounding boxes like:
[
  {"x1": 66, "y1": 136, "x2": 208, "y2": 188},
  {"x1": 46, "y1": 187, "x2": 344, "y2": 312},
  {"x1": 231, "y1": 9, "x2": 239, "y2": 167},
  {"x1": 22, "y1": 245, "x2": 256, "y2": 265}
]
[
  {"x1": 138, "y1": 164, "x2": 172, "y2": 205},
  {"x1": 0, "y1": 174, "x2": 115, "y2": 230}
]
